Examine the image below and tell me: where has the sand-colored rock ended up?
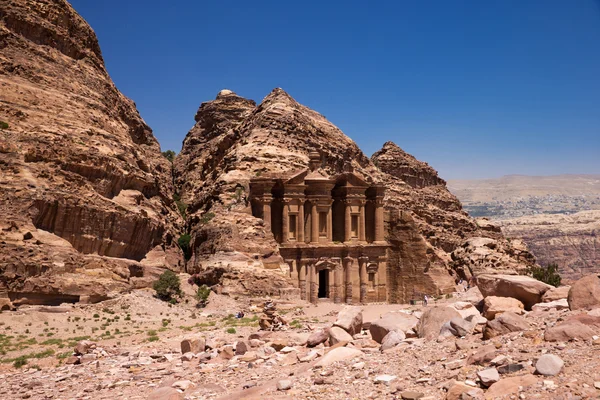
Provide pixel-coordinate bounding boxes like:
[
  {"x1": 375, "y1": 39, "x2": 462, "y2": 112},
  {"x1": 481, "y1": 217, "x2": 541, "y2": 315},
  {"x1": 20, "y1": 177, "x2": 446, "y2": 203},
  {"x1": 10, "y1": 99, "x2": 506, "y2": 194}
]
[
  {"x1": 482, "y1": 296, "x2": 525, "y2": 320},
  {"x1": 542, "y1": 286, "x2": 570, "y2": 302},
  {"x1": 417, "y1": 306, "x2": 461, "y2": 340},
  {"x1": 483, "y1": 312, "x2": 531, "y2": 340},
  {"x1": 568, "y1": 274, "x2": 600, "y2": 311},
  {"x1": 484, "y1": 374, "x2": 537, "y2": 399},
  {"x1": 477, "y1": 274, "x2": 552, "y2": 309}
]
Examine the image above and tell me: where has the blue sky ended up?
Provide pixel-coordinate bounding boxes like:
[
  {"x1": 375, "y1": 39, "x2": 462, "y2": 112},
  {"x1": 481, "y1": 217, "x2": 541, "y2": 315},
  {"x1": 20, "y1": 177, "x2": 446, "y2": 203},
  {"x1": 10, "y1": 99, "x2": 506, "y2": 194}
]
[{"x1": 70, "y1": 0, "x2": 600, "y2": 180}]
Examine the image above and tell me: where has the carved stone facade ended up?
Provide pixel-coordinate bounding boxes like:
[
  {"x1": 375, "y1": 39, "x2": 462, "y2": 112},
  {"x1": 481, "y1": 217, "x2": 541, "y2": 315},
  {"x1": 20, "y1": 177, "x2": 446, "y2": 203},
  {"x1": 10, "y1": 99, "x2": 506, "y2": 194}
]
[{"x1": 250, "y1": 152, "x2": 388, "y2": 304}]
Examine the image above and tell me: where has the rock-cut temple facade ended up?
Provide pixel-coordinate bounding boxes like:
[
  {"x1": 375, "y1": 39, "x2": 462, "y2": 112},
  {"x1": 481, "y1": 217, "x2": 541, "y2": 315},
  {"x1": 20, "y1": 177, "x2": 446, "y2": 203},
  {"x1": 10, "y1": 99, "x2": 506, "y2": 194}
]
[{"x1": 250, "y1": 152, "x2": 389, "y2": 304}]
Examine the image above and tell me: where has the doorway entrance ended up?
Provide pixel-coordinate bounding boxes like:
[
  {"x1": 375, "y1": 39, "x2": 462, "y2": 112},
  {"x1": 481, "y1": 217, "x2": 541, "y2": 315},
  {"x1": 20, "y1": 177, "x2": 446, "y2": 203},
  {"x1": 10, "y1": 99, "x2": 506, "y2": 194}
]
[{"x1": 318, "y1": 269, "x2": 329, "y2": 298}]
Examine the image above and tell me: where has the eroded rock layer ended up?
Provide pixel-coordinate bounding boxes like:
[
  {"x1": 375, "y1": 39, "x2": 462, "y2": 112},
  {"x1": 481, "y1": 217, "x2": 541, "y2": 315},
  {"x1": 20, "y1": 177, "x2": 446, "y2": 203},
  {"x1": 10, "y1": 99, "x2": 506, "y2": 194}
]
[{"x1": 0, "y1": 0, "x2": 182, "y2": 304}]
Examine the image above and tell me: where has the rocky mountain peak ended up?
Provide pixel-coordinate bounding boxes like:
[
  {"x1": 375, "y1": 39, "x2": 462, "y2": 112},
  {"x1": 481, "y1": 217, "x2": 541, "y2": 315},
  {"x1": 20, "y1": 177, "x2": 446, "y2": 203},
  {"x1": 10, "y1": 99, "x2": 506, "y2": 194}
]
[{"x1": 372, "y1": 140, "x2": 446, "y2": 189}]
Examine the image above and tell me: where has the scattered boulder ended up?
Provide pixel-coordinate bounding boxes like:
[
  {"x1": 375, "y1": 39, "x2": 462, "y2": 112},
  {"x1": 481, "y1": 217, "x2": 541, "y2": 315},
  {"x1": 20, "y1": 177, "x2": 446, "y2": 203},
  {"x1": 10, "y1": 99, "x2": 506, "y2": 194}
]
[
  {"x1": 446, "y1": 381, "x2": 484, "y2": 400},
  {"x1": 448, "y1": 301, "x2": 480, "y2": 319},
  {"x1": 329, "y1": 327, "x2": 353, "y2": 345},
  {"x1": 544, "y1": 314, "x2": 600, "y2": 341},
  {"x1": 235, "y1": 340, "x2": 249, "y2": 355},
  {"x1": 417, "y1": 307, "x2": 461, "y2": 340},
  {"x1": 0, "y1": 298, "x2": 15, "y2": 311},
  {"x1": 380, "y1": 330, "x2": 405, "y2": 351},
  {"x1": 180, "y1": 337, "x2": 205, "y2": 354},
  {"x1": 485, "y1": 374, "x2": 537, "y2": 398},
  {"x1": 532, "y1": 299, "x2": 569, "y2": 312},
  {"x1": 369, "y1": 312, "x2": 419, "y2": 343},
  {"x1": 314, "y1": 347, "x2": 363, "y2": 368},
  {"x1": 542, "y1": 286, "x2": 570, "y2": 302},
  {"x1": 477, "y1": 274, "x2": 552, "y2": 309},
  {"x1": 482, "y1": 296, "x2": 525, "y2": 320},
  {"x1": 483, "y1": 312, "x2": 531, "y2": 340},
  {"x1": 449, "y1": 317, "x2": 474, "y2": 337},
  {"x1": 462, "y1": 286, "x2": 484, "y2": 307},
  {"x1": 399, "y1": 390, "x2": 423, "y2": 399},
  {"x1": 477, "y1": 368, "x2": 500, "y2": 387},
  {"x1": 74, "y1": 340, "x2": 96, "y2": 356},
  {"x1": 466, "y1": 344, "x2": 497, "y2": 365},
  {"x1": 333, "y1": 306, "x2": 363, "y2": 335},
  {"x1": 535, "y1": 354, "x2": 564, "y2": 376},
  {"x1": 276, "y1": 380, "x2": 292, "y2": 391},
  {"x1": 567, "y1": 274, "x2": 600, "y2": 310},
  {"x1": 306, "y1": 328, "x2": 329, "y2": 347}
]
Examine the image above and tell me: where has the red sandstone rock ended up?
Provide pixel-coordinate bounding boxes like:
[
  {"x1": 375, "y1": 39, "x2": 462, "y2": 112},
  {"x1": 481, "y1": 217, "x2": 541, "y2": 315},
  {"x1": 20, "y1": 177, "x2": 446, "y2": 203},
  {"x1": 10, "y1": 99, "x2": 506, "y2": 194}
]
[{"x1": 567, "y1": 274, "x2": 600, "y2": 310}]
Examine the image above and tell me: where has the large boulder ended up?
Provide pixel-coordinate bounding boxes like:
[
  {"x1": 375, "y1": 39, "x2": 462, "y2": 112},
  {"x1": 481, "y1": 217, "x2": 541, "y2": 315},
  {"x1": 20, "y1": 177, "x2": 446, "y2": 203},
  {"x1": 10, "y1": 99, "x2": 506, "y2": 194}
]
[
  {"x1": 314, "y1": 347, "x2": 363, "y2": 368},
  {"x1": 532, "y1": 299, "x2": 569, "y2": 312},
  {"x1": 334, "y1": 306, "x2": 363, "y2": 335},
  {"x1": 306, "y1": 328, "x2": 329, "y2": 347},
  {"x1": 417, "y1": 307, "x2": 461, "y2": 340},
  {"x1": 542, "y1": 286, "x2": 570, "y2": 302},
  {"x1": 447, "y1": 301, "x2": 480, "y2": 319},
  {"x1": 329, "y1": 327, "x2": 353, "y2": 345},
  {"x1": 369, "y1": 312, "x2": 419, "y2": 343},
  {"x1": 544, "y1": 314, "x2": 600, "y2": 342},
  {"x1": 567, "y1": 275, "x2": 600, "y2": 311},
  {"x1": 485, "y1": 374, "x2": 537, "y2": 399},
  {"x1": 483, "y1": 311, "x2": 531, "y2": 340},
  {"x1": 476, "y1": 274, "x2": 553, "y2": 309},
  {"x1": 482, "y1": 296, "x2": 525, "y2": 320},
  {"x1": 380, "y1": 330, "x2": 406, "y2": 351}
]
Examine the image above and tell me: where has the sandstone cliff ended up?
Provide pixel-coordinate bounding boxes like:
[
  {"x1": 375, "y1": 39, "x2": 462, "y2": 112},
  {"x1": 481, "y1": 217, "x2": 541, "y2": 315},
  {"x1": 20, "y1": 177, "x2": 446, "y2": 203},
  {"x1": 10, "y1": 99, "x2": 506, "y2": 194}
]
[
  {"x1": 0, "y1": 0, "x2": 182, "y2": 305},
  {"x1": 499, "y1": 210, "x2": 600, "y2": 283},
  {"x1": 176, "y1": 90, "x2": 535, "y2": 301}
]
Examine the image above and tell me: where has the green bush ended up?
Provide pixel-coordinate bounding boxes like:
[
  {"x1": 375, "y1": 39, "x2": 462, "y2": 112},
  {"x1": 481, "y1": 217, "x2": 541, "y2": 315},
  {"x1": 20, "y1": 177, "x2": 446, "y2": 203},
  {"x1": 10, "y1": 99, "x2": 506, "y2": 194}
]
[
  {"x1": 13, "y1": 356, "x2": 27, "y2": 368},
  {"x1": 153, "y1": 270, "x2": 182, "y2": 301},
  {"x1": 200, "y1": 212, "x2": 215, "y2": 225},
  {"x1": 196, "y1": 285, "x2": 211, "y2": 308},
  {"x1": 226, "y1": 327, "x2": 236, "y2": 334},
  {"x1": 178, "y1": 234, "x2": 192, "y2": 260},
  {"x1": 0, "y1": 121, "x2": 8, "y2": 130},
  {"x1": 161, "y1": 150, "x2": 176, "y2": 163},
  {"x1": 529, "y1": 263, "x2": 561, "y2": 287}
]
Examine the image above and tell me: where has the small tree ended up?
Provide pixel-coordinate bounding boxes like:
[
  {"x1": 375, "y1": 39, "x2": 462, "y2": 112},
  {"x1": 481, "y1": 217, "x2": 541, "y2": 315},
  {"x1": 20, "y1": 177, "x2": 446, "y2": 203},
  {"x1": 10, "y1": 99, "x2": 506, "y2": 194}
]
[
  {"x1": 529, "y1": 263, "x2": 562, "y2": 287},
  {"x1": 196, "y1": 285, "x2": 211, "y2": 308},
  {"x1": 153, "y1": 270, "x2": 182, "y2": 301},
  {"x1": 162, "y1": 150, "x2": 176, "y2": 163}
]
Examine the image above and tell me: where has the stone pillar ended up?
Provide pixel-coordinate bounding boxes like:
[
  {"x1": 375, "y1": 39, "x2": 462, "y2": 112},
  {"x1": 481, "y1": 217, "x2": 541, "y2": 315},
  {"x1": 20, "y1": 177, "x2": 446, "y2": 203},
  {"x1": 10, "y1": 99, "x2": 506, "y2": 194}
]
[
  {"x1": 311, "y1": 201, "x2": 318, "y2": 244},
  {"x1": 285, "y1": 259, "x2": 296, "y2": 282},
  {"x1": 262, "y1": 195, "x2": 272, "y2": 228},
  {"x1": 358, "y1": 201, "x2": 366, "y2": 242},
  {"x1": 309, "y1": 262, "x2": 317, "y2": 304},
  {"x1": 375, "y1": 199, "x2": 385, "y2": 243},
  {"x1": 343, "y1": 257, "x2": 353, "y2": 304},
  {"x1": 344, "y1": 201, "x2": 352, "y2": 242},
  {"x1": 333, "y1": 258, "x2": 342, "y2": 304},
  {"x1": 326, "y1": 201, "x2": 333, "y2": 242},
  {"x1": 377, "y1": 257, "x2": 387, "y2": 302},
  {"x1": 358, "y1": 256, "x2": 368, "y2": 304},
  {"x1": 282, "y1": 199, "x2": 289, "y2": 243},
  {"x1": 298, "y1": 261, "x2": 306, "y2": 301},
  {"x1": 298, "y1": 200, "x2": 305, "y2": 243}
]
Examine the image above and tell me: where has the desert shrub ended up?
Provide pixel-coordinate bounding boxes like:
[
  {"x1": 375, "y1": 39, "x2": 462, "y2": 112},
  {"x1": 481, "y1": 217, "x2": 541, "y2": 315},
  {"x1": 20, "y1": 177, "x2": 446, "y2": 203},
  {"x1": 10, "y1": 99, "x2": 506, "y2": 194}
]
[
  {"x1": 172, "y1": 193, "x2": 187, "y2": 219},
  {"x1": 226, "y1": 327, "x2": 236, "y2": 334},
  {"x1": 161, "y1": 150, "x2": 176, "y2": 163},
  {"x1": 0, "y1": 121, "x2": 8, "y2": 130},
  {"x1": 178, "y1": 234, "x2": 192, "y2": 260},
  {"x1": 200, "y1": 212, "x2": 215, "y2": 225},
  {"x1": 196, "y1": 285, "x2": 210, "y2": 308},
  {"x1": 13, "y1": 356, "x2": 27, "y2": 368},
  {"x1": 153, "y1": 270, "x2": 182, "y2": 301},
  {"x1": 529, "y1": 263, "x2": 561, "y2": 287}
]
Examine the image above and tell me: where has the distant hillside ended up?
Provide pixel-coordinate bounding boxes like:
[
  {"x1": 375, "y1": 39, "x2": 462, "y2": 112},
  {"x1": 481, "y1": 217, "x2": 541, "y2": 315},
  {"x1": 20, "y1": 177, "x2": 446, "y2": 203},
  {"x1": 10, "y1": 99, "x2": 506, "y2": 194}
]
[
  {"x1": 448, "y1": 174, "x2": 600, "y2": 282},
  {"x1": 448, "y1": 174, "x2": 600, "y2": 219}
]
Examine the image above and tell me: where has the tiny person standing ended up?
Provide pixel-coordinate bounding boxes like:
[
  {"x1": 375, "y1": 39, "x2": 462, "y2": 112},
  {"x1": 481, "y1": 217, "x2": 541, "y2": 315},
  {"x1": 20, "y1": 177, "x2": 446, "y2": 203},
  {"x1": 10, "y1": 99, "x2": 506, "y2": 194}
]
[{"x1": 423, "y1": 295, "x2": 428, "y2": 306}]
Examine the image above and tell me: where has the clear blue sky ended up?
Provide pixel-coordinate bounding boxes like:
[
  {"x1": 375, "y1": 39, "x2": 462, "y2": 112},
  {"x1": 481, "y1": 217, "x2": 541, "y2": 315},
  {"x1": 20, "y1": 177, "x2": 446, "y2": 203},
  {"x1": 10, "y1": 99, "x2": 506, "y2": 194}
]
[{"x1": 70, "y1": 0, "x2": 600, "y2": 180}]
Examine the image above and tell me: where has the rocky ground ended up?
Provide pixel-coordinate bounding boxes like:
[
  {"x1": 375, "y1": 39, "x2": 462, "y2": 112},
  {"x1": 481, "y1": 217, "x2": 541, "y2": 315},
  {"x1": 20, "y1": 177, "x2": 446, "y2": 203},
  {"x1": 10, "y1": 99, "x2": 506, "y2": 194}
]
[{"x1": 1, "y1": 274, "x2": 600, "y2": 399}]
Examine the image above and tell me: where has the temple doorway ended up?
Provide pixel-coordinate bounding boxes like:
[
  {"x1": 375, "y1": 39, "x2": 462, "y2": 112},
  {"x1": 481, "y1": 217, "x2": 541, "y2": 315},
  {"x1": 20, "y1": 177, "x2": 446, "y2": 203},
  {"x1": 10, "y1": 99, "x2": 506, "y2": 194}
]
[{"x1": 318, "y1": 269, "x2": 329, "y2": 298}]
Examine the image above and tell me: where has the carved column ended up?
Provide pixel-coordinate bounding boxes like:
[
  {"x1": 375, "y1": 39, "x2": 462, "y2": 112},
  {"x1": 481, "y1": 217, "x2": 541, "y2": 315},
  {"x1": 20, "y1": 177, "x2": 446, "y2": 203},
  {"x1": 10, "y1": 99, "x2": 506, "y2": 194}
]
[
  {"x1": 309, "y1": 261, "x2": 317, "y2": 304},
  {"x1": 297, "y1": 261, "x2": 306, "y2": 300},
  {"x1": 326, "y1": 201, "x2": 333, "y2": 242},
  {"x1": 358, "y1": 256, "x2": 368, "y2": 304},
  {"x1": 333, "y1": 259, "x2": 343, "y2": 304},
  {"x1": 344, "y1": 201, "x2": 352, "y2": 242},
  {"x1": 298, "y1": 260, "x2": 306, "y2": 301},
  {"x1": 282, "y1": 198, "x2": 289, "y2": 243},
  {"x1": 262, "y1": 195, "x2": 272, "y2": 228},
  {"x1": 343, "y1": 257, "x2": 353, "y2": 304},
  {"x1": 298, "y1": 200, "x2": 305, "y2": 242},
  {"x1": 311, "y1": 201, "x2": 319, "y2": 243},
  {"x1": 358, "y1": 200, "x2": 366, "y2": 242},
  {"x1": 374, "y1": 199, "x2": 385, "y2": 243}
]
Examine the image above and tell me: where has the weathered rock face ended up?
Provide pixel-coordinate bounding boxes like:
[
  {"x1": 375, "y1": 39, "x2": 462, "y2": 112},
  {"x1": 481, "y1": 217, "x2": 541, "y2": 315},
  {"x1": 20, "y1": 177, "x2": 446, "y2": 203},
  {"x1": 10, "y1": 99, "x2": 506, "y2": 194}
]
[
  {"x1": 175, "y1": 88, "x2": 537, "y2": 301},
  {"x1": 0, "y1": 0, "x2": 182, "y2": 304},
  {"x1": 499, "y1": 210, "x2": 600, "y2": 283}
]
